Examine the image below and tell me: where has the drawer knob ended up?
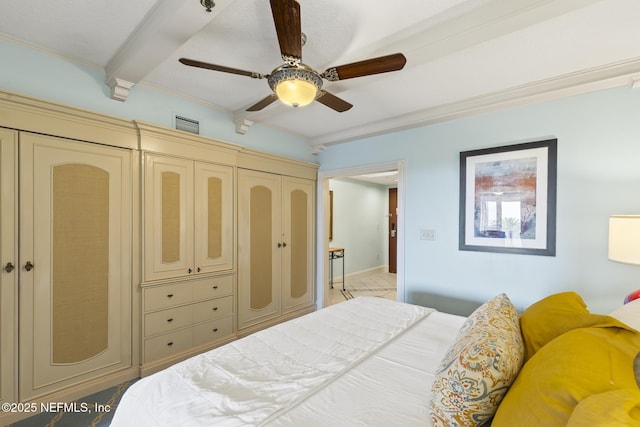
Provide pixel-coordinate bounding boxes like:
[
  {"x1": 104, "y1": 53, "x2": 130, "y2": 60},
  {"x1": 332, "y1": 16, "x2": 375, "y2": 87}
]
[
  {"x1": 212, "y1": 285, "x2": 218, "y2": 290},
  {"x1": 212, "y1": 328, "x2": 218, "y2": 333},
  {"x1": 212, "y1": 307, "x2": 218, "y2": 311},
  {"x1": 167, "y1": 342, "x2": 174, "y2": 347},
  {"x1": 167, "y1": 293, "x2": 174, "y2": 298},
  {"x1": 167, "y1": 318, "x2": 174, "y2": 323}
]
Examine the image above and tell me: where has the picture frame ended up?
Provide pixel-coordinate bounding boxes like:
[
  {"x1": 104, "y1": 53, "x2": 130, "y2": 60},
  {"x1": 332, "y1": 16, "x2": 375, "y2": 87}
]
[{"x1": 459, "y1": 138, "x2": 557, "y2": 256}]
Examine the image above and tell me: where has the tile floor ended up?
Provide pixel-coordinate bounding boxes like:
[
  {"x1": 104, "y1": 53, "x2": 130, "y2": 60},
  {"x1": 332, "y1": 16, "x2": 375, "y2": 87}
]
[{"x1": 328, "y1": 271, "x2": 397, "y2": 305}]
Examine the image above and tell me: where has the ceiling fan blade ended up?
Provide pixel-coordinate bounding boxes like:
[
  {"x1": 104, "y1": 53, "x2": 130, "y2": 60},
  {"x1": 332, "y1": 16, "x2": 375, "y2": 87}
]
[
  {"x1": 270, "y1": 0, "x2": 302, "y2": 63},
  {"x1": 322, "y1": 53, "x2": 407, "y2": 81},
  {"x1": 316, "y1": 90, "x2": 353, "y2": 112},
  {"x1": 246, "y1": 93, "x2": 279, "y2": 112},
  {"x1": 179, "y1": 58, "x2": 265, "y2": 79}
]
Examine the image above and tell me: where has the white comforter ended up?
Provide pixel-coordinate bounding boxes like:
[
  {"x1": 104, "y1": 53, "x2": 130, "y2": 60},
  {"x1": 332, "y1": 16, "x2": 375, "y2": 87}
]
[{"x1": 112, "y1": 297, "x2": 463, "y2": 427}]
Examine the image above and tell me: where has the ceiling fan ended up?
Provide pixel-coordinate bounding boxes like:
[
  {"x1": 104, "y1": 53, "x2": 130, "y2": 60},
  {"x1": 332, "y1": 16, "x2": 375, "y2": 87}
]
[{"x1": 179, "y1": 0, "x2": 407, "y2": 112}]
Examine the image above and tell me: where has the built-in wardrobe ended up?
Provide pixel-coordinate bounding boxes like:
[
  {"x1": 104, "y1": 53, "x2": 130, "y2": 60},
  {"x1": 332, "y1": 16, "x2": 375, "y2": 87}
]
[{"x1": 0, "y1": 89, "x2": 317, "y2": 425}]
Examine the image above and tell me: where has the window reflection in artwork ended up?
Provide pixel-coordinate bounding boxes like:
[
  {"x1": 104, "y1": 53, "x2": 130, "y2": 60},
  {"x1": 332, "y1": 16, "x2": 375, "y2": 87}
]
[{"x1": 474, "y1": 157, "x2": 537, "y2": 246}]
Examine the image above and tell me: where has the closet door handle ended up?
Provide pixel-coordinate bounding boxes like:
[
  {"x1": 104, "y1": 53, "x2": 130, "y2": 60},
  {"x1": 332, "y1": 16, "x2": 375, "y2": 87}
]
[
  {"x1": 277, "y1": 243, "x2": 282, "y2": 248},
  {"x1": 24, "y1": 261, "x2": 34, "y2": 271},
  {"x1": 3, "y1": 262, "x2": 15, "y2": 273},
  {"x1": 282, "y1": 242, "x2": 287, "y2": 248}
]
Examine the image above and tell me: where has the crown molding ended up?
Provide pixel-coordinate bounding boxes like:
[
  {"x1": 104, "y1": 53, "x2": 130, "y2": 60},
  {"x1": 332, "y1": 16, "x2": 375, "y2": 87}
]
[{"x1": 310, "y1": 57, "x2": 640, "y2": 148}]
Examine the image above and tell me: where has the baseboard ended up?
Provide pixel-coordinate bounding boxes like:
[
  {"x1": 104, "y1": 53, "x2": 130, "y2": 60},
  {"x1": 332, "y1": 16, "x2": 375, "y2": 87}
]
[{"x1": 333, "y1": 265, "x2": 389, "y2": 284}]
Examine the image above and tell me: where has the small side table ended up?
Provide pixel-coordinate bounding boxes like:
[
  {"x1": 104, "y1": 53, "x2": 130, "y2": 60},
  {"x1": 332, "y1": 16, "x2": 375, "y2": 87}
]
[{"x1": 329, "y1": 247, "x2": 345, "y2": 291}]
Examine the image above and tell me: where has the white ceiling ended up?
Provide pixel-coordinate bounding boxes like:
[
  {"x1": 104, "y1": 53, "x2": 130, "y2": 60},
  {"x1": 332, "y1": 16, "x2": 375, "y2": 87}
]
[{"x1": 2, "y1": 0, "x2": 640, "y2": 152}]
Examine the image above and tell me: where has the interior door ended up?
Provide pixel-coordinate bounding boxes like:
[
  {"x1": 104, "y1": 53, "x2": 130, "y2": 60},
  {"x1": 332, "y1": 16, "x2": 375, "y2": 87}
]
[
  {"x1": 388, "y1": 188, "x2": 398, "y2": 273},
  {"x1": 20, "y1": 133, "x2": 132, "y2": 400}
]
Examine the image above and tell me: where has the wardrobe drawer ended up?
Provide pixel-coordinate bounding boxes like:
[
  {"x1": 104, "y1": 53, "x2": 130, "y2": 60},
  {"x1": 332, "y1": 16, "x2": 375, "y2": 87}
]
[
  {"x1": 144, "y1": 283, "x2": 192, "y2": 311},
  {"x1": 193, "y1": 296, "x2": 233, "y2": 323},
  {"x1": 144, "y1": 329, "x2": 192, "y2": 362},
  {"x1": 144, "y1": 305, "x2": 193, "y2": 337},
  {"x1": 192, "y1": 275, "x2": 234, "y2": 301},
  {"x1": 193, "y1": 317, "x2": 234, "y2": 346}
]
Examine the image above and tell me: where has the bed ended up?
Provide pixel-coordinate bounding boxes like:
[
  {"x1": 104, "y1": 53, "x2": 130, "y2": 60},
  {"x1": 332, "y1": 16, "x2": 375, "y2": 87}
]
[
  {"x1": 112, "y1": 296, "x2": 465, "y2": 426},
  {"x1": 112, "y1": 294, "x2": 640, "y2": 426}
]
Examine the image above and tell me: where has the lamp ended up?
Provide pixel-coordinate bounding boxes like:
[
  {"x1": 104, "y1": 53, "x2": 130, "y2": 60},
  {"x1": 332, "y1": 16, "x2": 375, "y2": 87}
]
[
  {"x1": 268, "y1": 64, "x2": 322, "y2": 108},
  {"x1": 608, "y1": 215, "x2": 640, "y2": 264},
  {"x1": 608, "y1": 215, "x2": 640, "y2": 304}
]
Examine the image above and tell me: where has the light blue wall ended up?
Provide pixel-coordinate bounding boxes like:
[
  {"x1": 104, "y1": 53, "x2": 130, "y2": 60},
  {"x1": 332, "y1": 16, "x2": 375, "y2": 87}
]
[
  {"x1": 5, "y1": 38, "x2": 640, "y2": 314},
  {"x1": 319, "y1": 86, "x2": 640, "y2": 314},
  {"x1": 0, "y1": 39, "x2": 316, "y2": 163},
  {"x1": 329, "y1": 178, "x2": 388, "y2": 275}
]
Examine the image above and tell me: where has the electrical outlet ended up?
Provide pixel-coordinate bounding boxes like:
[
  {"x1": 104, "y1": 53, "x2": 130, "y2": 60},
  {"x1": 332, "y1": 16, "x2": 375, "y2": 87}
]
[{"x1": 420, "y1": 229, "x2": 436, "y2": 241}]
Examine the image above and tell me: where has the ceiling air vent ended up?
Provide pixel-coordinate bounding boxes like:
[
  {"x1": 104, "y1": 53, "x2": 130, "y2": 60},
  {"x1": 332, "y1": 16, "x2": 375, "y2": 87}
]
[{"x1": 175, "y1": 115, "x2": 200, "y2": 135}]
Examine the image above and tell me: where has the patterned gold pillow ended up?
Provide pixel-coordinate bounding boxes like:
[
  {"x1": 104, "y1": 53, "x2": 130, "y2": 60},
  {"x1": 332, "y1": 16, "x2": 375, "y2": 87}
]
[{"x1": 430, "y1": 293, "x2": 524, "y2": 426}]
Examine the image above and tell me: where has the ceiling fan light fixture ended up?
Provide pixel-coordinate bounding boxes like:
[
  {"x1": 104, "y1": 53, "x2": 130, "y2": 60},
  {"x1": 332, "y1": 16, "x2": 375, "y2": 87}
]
[{"x1": 268, "y1": 64, "x2": 322, "y2": 108}]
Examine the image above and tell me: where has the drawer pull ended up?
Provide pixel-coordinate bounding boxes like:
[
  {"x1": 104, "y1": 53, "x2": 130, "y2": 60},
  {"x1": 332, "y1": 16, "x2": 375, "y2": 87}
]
[
  {"x1": 212, "y1": 328, "x2": 218, "y2": 333},
  {"x1": 212, "y1": 285, "x2": 218, "y2": 290},
  {"x1": 212, "y1": 307, "x2": 218, "y2": 311},
  {"x1": 167, "y1": 318, "x2": 174, "y2": 323},
  {"x1": 167, "y1": 293, "x2": 174, "y2": 298},
  {"x1": 167, "y1": 342, "x2": 174, "y2": 347}
]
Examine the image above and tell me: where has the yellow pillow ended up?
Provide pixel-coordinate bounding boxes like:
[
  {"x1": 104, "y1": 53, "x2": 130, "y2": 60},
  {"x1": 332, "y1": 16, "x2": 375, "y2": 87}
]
[
  {"x1": 519, "y1": 292, "x2": 615, "y2": 361},
  {"x1": 567, "y1": 389, "x2": 640, "y2": 426},
  {"x1": 492, "y1": 321, "x2": 640, "y2": 427}
]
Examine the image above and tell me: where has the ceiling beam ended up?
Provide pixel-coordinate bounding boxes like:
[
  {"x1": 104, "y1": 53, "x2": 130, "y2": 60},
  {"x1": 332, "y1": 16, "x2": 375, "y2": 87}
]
[{"x1": 105, "y1": 0, "x2": 238, "y2": 101}]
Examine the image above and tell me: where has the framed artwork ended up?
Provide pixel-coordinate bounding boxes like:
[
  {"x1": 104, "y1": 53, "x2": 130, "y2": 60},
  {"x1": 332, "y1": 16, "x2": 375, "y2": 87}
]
[{"x1": 459, "y1": 138, "x2": 557, "y2": 256}]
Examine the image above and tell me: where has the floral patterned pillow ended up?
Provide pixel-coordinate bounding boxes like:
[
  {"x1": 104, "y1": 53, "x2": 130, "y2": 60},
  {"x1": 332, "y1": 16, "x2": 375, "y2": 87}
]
[{"x1": 430, "y1": 293, "x2": 524, "y2": 426}]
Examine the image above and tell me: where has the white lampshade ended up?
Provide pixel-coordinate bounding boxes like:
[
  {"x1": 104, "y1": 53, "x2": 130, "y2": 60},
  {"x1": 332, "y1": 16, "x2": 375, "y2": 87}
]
[{"x1": 608, "y1": 215, "x2": 640, "y2": 265}]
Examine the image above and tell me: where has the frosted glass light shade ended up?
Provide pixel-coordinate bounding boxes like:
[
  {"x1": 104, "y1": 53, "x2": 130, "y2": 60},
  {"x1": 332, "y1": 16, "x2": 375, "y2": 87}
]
[
  {"x1": 275, "y1": 80, "x2": 317, "y2": 108},
  {"x1": 608, "y1": 215, "x2": 640, "y2": 265},
  {"x1": 267, "y1": 64, "x2": 322, "y2": 108}
]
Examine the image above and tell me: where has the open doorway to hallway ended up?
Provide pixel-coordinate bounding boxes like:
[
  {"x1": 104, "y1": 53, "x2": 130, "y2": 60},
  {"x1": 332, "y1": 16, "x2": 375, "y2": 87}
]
[{"x1": 317, "y1": 161, "x2": 405, "y2": 308}]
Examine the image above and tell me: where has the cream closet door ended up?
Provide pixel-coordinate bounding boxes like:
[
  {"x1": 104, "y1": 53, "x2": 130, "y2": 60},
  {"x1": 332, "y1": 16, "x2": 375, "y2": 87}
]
[
  {"x1": 144, "y1": 154, "x2": 194, "y2": 281},
  {"x1": 238, "y1": 169, "x2": 282, "y2": 328},
  {"x1": 194, "y1": 162, "x2": 234, "y2": 274},
  {"x1": 19, "y1": 133, "x2": 132, "y2": 400},
  {"x1": 0, "y1": 129, "x2": 18, "y2": 404},
  {"x1": 281, "y1": 177, "x2": 315, "y2": 313}
]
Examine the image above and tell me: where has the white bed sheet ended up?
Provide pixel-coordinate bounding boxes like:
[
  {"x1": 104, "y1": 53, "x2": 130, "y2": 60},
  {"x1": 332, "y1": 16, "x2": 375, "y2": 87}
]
[
  {"x1": 111, "y1": 297, "x2": 465, "y2": 427},
  {"x1": 264, "y1": 311, "x2": 466, "y2": 427}
]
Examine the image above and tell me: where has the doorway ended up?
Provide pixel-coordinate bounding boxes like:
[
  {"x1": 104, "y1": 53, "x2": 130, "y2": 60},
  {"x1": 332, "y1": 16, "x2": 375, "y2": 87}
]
[
  {"x1": 317, "y1": 161, "x2": 405, "y2": 309},
  {"x1": 388, "y1": 188, "x2": 397, "y2": 274}
]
